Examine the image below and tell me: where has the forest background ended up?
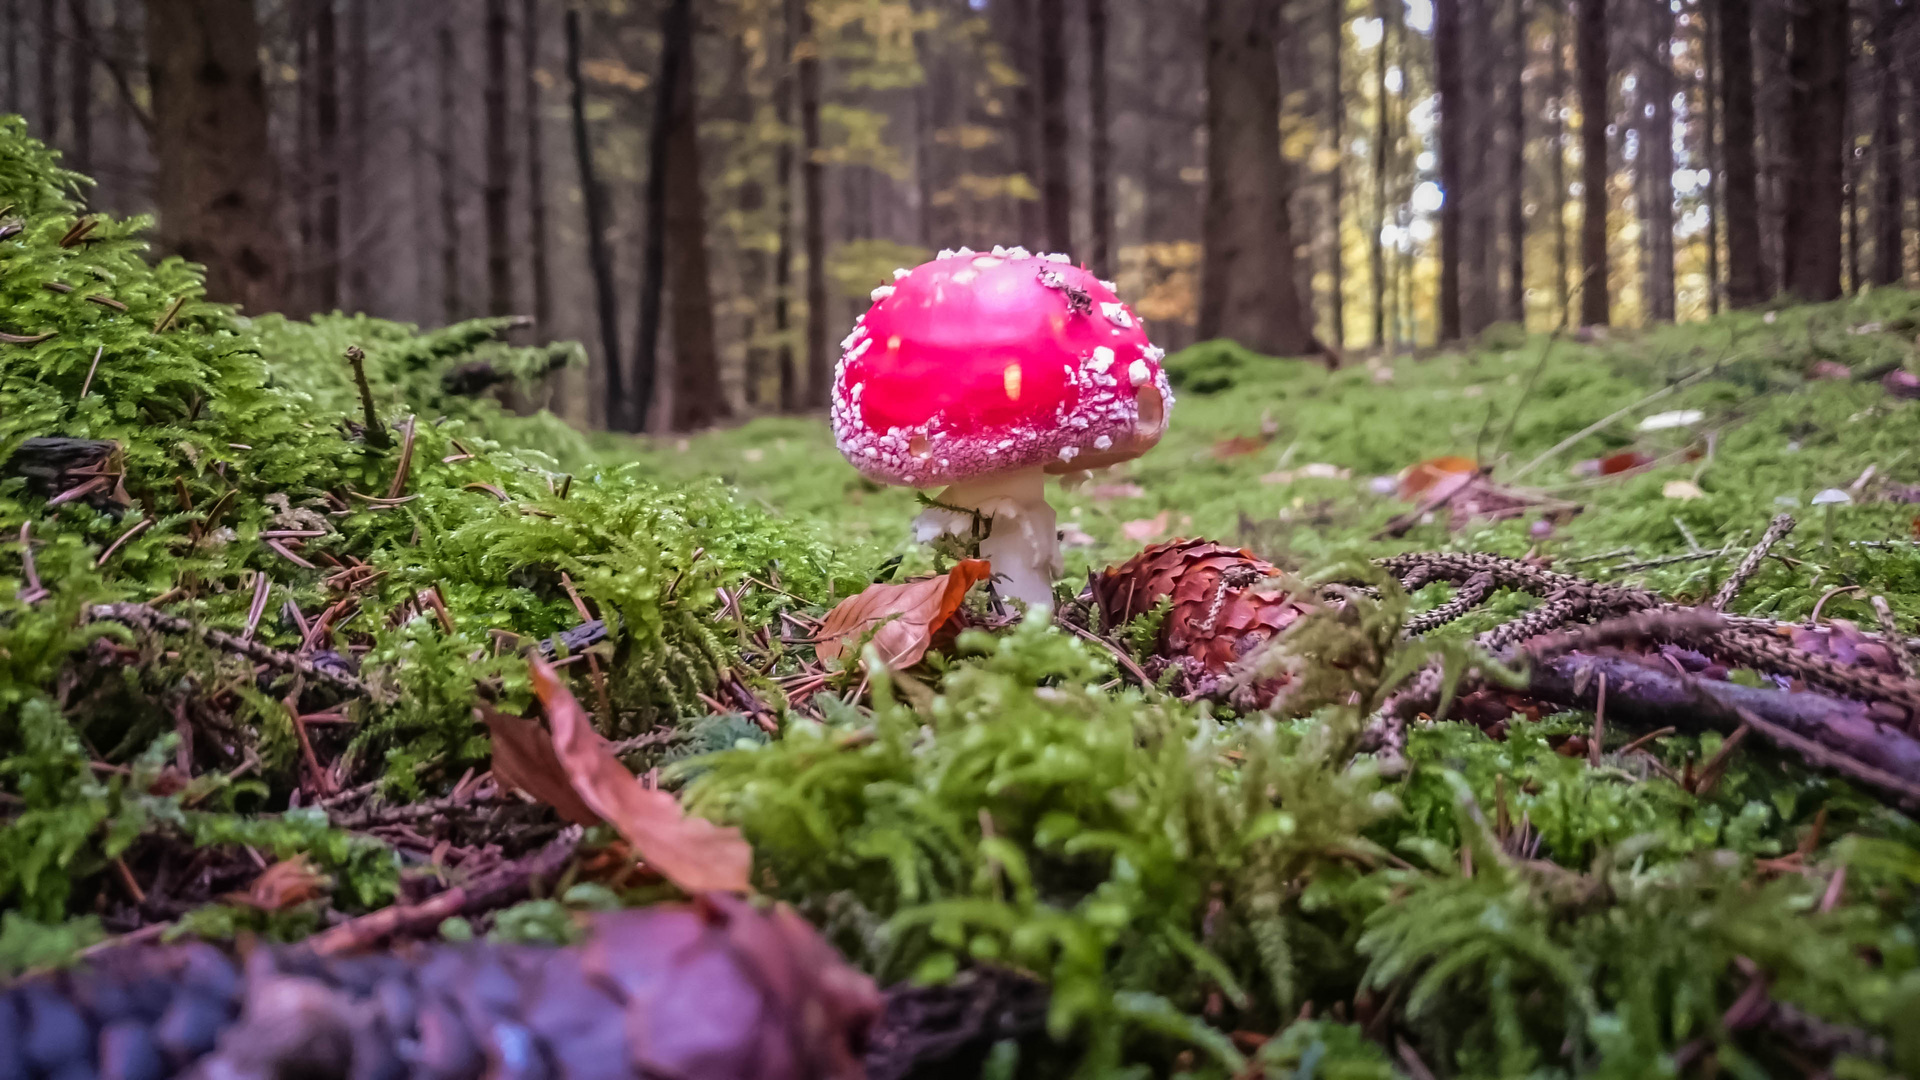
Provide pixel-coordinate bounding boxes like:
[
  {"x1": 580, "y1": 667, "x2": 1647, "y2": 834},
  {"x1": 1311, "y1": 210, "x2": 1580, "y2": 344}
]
[{"x1": 0, "y1": 0, "x2": 1882, "y2": 432}]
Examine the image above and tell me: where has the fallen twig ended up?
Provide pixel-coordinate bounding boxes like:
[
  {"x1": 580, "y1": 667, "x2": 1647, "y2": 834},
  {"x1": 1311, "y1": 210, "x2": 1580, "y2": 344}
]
[
  {"x1": 305, "y1": 827, "x2": 581, "y2": 956},
  {"x1": 89, "y1": 602, "x2": 371, "y2": 697},
  {"x1": 1712, "y1": 513, "x2": 1796, "y2": 611}
]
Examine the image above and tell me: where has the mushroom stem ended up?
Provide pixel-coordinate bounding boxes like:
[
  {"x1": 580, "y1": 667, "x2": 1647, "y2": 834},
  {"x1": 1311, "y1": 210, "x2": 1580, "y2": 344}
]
[{"x1": 911, "y1": 468, "x2": 1060, "y2": 608}]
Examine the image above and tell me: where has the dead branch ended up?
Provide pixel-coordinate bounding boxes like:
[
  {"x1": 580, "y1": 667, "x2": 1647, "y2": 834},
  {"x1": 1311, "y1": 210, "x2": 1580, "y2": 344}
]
[{"x1": 88, "y1": 602, "x2": 371, "y2": 698}]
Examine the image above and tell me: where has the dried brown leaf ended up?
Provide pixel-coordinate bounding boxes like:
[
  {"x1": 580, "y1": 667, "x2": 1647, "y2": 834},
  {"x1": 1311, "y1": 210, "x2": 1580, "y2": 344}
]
[
  {"x1": 530, "y1": 657, "x2": 753, "y2": 894},
  {"x1": 814, "y1": 559, "x2": 991, "y2": 669},
  {"x1": 476, "y1": 703, "x2": 601, "y2": 827},
  {"x1": 230, "y1": 856, "x2": 329, "y2": 911},
  {"x1": 1121, "y1": 510, "x2": 1172, "y2": 544}
]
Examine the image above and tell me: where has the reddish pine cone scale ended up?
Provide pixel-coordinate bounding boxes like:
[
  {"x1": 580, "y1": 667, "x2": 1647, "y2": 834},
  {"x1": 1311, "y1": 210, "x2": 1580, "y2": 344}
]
[
  {"x1": 831, "y1": 247, "x2": 1173, "y2": 488},
  {"x1": 1094, "y1": 538, "x2": 1316, "y2": 689}
]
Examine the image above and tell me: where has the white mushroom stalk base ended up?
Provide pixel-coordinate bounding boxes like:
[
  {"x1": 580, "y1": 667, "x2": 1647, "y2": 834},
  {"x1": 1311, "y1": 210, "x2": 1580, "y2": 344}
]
[{"x1": 910, "y1": 468, "x2": 1061, "y2": 609}]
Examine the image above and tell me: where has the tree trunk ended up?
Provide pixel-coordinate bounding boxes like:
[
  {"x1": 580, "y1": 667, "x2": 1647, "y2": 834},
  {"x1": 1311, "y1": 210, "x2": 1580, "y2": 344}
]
[
  {"x1": 1575, "y1": 0, "x2": 1608, "y2": 326},
  {"x1": 7, "y1": 0, "x2": 20, "y2": 117},
  {"x1": 1641, "y1": 0, "x2": 1675, "y2": 322},
  {"x1": 483, "y1": 0, "x2": 512, "y2": 316},
  {"x1": 523, "y1": 0, "x2": 553, "y2": 330},
  {"x1": 1782, "y1": 0, "x2": 1847, "y2": 302},
  {"x1": 1086, "y1": 0, "x2": 1113, "y2": 276},
  {"x1": 345, "y1": 0, "x2": 368, "y2": 310},
  {"x1": 796, "y1": 0, "x2": 828, "y2": 409},
  {"x1": 313, "y1": 0, "x2": 339, "y2": 312},
  {"x1": 1462, "y1": 0, "x2": 1497, "y2": 334},
  {"x1": 1720, "y1": 0, "x2": 1764, "y2": 305},
  {"x1": 1875, "y1": 0, "x2": 1905, "y2": 287},
  {"x1": 662, "y1": 0, "x2": 725, "y2": 432},
  {"x1": 563, "y1": 8, "x2": 624, "y2": 431},
  {"x1": 633, "y1": 0, "x2": 685, "y2": 433},
  {"x1": 1327, "y1": 0, "x2": 1346, "y2": 348},
  {"x1": 1550, "y1": 0, "x2": 1569, "y2": 326},
  {"x1": 1036, "y1": 0, "x2": 1071, "y2": 255},
  {"x1": 144, "y1": 0, "x2": 287, "y2": 313},
  {"x1": 38, "y1": 0, "x2": 55, "y2": 140},
  {"x1": 1003, "y1": 0, "x2": 1042, "y2": 243},
  {"x1": 1505, "y1": 0, "x2": 1527, "y2": 323},
  {"x1": 65, "y1": 0, "x2": 89, "y2": 177},
  {"x1": 1436, "y1": 0, "x2": 1464, "y2": 340},
  {"x1": 1371, "y1": 0, "x2": 1392, "y2": 347},
  {"x1": 1199, "y1": 0, "x2": 1315, "y2": 357},
  {"x1": 437, "y1": 20, "x2": 461, "y2": 324},
  {"x1": 1702, "y1": 0, "x2": 1720, "y2": 314},
  {"x1": 774, "y1": 0, "x2": 798, "y2": 412}
]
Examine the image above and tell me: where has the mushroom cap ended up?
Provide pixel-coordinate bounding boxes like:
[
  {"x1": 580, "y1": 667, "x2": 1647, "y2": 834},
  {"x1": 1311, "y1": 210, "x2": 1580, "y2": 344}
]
[{"x1": 830, "y1": 247, "x2": 1174, "y2": 488}]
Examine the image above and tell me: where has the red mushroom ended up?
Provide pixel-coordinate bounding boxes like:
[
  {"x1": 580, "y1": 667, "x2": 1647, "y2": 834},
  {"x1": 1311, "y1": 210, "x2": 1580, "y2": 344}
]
[{"x1": 831, "y1": 246, "x2": 1174, "y2": 606}]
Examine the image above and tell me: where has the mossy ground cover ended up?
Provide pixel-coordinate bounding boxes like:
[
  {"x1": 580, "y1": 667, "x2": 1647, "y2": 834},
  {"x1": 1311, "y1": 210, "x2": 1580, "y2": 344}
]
[{"x1": 4, "y1": 121, "x2": 1920, "y2": 1077}]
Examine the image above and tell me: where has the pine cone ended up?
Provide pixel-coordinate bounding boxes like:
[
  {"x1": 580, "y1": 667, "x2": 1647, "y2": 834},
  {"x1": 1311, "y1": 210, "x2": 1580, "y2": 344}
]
[
  {"x1": 1092, "y1": 539, "x2": 1315, "y2": 704},
  {"x1": 0, "y1": 896, "x2": 880, "y2": 1080}
]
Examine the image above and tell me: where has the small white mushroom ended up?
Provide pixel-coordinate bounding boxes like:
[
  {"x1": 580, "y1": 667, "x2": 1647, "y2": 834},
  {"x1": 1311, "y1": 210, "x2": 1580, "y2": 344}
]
[{"x1": 1811, "y1": 488, "x2": 1853, "y2": 506}]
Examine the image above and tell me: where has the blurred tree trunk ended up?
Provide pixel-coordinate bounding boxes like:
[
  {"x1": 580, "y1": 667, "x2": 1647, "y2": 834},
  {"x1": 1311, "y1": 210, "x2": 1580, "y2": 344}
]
[
  {"x1": 313, "y1": 0, "x2": 340, "y2": 312},
  {"x1": 1462, "y1": 0, "x2": 1495, "y2": 335},
  {"x1": 1086, "y1": 0, "x2": 1113, "y2": 275},
  {"x1": 7, "y1": 0, "x2": 19, "y2": 116},
  {"x1": 635, "y1": 0, "x2": 682, "y2": 432},
  {"x1": 796, "y1": 0, "x2": 828, "y2": 409},
  {"x1": 437, "y1": 20, "x2": 462, "y2": 323},
  {"x1": 523, "y1": 0, "x2": 552, "y2": 330},
  {"x1": 39, "y1": 0, "x2": 55, "y2": 139},
  {"x1": 1782, "y1": 0, "x2": 1847, "y2": 301},
  {"x1": 1436, "y1": 0, "x2": 1463, "y2": 339},
  {"x1": 1002, "y1": 0, "x2": 1041, "y2": 243},
  {"x1": 484, "y1": 0, "x2": 512, "y2": 316},
  {"x1": 1720, "y1": 0, "x2": 1764, "y2": 305},
  {"x1": 563, "y1": 8, "x2": 624, "y2": 430},
  {"x1": 1755, "y1": 0, "x2": 1787, "y2": 292},
  {"x1": 1370, "y1": 0, "x2": 1392, "y2": 346},
  {"x1": 1641, "y1": 0, "x2": 1675, "y2": 322},
  {"x1": 1036, "y1": 0, "x2": 1071, "y2": 255},
  {"x1": 1874, "y1": 0, "x2": 1906, "y2": 286},
  {"x1": 663, "y1": 0, "x2": 724, "y2": 431},
  {"x1": 1199, "y1": 0, "x2": 1314, "y2": 358},
  {"x1": 1326, "y1": 0, "x2": 1345, "y2": 348},
  {"x1": 1504, "y1": 0, "x2": 1526, "y2": 324},
  {"x1": 65, "y1": 0, "x2": 89, "y2": 177},
  {"x1": 774, "y1": 0, "x2": 798, "y2": 412},
  {"x1": 1575, "y1": 0, "x2": 1608, "y2": 325},
  {"x1": 1549, "y1": 0, "x2": 1569, "y2": 325},
  {"x1": 1702, "y1": 0, "x2": 1720, "y2": 314},
  {"x1": 145, "y1": 0, "x2": 287, "y2": 313},
  {"x1": 346, "y1": 0, "x2": 369, "y2": 310}
]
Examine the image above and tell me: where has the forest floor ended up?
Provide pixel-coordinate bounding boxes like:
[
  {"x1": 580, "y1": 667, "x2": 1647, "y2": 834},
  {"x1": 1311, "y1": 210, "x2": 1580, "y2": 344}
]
[{"x1": 7, "y1": 119, "x2": 1920, "y2": 1079}]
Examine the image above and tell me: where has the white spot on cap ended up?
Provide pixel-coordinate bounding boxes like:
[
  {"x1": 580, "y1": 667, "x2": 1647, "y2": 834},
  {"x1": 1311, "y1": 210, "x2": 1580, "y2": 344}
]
[
  {"x1": 1088, "y1": 346, "x2": 1115, "y2": 372},
  {"x1": 1006, "y1": 245, "x2": 1031, "y2": 259},
  {"x1": 1100, "y1": 302, "x2": 1133, "y2": 328},
  {"x1": 1129, "y1": 359, "x2": 1150, "y2": 386},
  {"x1": 1044, "y1": 252, "x2": 1071, "y2": 264},
  {"x1": 1143, "y1": 344, "x2": 1166, "y2": 362},
  {"x1": 1099, "y1": 279, "x2": 1118, "y2": 292},
  {"x1": 870, "y1": 285, "x2": 895, "y2": 302},
  {"x1": 841, "y1": 325, "x2": 868, "y2": 350},
  {"x1": 937, "y1": 248, "x2": 956, "y2": 259},
  {"x1": 1093, "y1": 435, "x2": 1113, "y2": 450},
  {"x1": 974, "y1": 255, "x2": 1003, "y2": 268},
  {"x1": 955, "y1": 246, "x2": 976, "y2": 257},
  {"x1": 1059, "y1": 446, "x2": 1079, "y2": 462},
  {"x1": 893, "y1": 267, "x2": 911, "y2": 280}
]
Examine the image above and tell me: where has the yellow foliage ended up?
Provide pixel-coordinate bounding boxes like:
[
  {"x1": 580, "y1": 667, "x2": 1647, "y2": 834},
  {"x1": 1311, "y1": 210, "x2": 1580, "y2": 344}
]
[{"x1": 581, "y1": 58, "x2": 649, "y2": 93}]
